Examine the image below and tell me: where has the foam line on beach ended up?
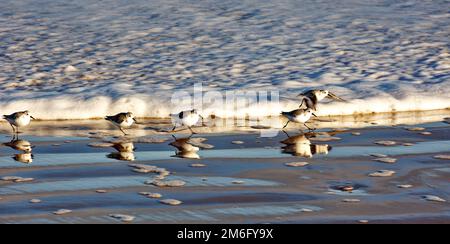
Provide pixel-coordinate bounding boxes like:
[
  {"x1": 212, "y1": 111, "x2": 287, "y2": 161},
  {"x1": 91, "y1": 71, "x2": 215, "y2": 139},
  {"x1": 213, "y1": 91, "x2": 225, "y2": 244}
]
[{"x1": 1, "y1": 95, "x2": 450, "y2": 121}]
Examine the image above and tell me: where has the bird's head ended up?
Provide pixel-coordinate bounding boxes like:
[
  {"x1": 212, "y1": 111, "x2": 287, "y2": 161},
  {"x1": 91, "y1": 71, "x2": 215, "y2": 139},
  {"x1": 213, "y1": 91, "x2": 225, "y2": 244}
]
[
  {"x1": 23, "y1": 111, "x2": 36, "y2": 120},
  {"x1": 126, "y1": 112, "x2": 137, "y2": 122},
  {"x1": 314, "y1": 90, "x2": 329, "y2": 100},
  {"x1": 306, "y1": 109, "x2": 318, "y2": 117}
]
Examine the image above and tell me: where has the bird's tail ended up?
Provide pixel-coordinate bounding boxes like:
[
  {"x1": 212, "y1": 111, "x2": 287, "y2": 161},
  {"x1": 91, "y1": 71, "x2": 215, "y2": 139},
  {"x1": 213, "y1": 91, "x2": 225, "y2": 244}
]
[
  {"x1": 2, "y1": 115, "x2": 7, "y2": 119},
  {"x1": 105, "y1": 116, "x2": 112, "y2": 121}
]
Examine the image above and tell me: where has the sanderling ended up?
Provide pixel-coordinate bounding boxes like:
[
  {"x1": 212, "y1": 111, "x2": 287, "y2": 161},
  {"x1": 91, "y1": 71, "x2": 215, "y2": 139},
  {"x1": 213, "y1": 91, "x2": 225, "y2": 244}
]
[
  {"x1": 281, "y1": 108, "x2": 317, "y2": 130},
  {"x1": 3, "y1": 111, "x2": 35, "y2": 134},
  {"x1": 170, "y1": 109, "x2": 204, "y2": 134},
  {"x1": 105, "y1": 112, "x2": 137, "y2": 135},
  {"x1": 298, "y1": 89, "x2": 346, "y2": 110}
]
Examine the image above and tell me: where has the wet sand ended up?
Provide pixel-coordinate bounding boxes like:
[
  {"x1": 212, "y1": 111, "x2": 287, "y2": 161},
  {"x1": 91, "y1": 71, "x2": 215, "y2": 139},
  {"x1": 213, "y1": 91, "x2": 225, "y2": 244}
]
[{"x1": 0, "y1": 112, "x2": 449, "y2": 224}]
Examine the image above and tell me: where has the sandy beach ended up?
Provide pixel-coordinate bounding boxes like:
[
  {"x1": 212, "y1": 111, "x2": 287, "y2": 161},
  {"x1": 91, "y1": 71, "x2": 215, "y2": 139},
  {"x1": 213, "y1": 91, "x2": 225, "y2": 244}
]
[
  {"x1": 1, "y1": 0, "x2": 449, "y2": 228},
  {"x1": 0, "y1": 111, "x2": 449, "y2": 224}
]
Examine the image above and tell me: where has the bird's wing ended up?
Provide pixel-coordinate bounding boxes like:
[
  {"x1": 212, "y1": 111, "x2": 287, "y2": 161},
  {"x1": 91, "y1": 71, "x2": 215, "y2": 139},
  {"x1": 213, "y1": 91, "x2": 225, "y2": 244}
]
[
  {"x1": 106, "y1": 114, "x2": 126, "y2": 123},
  {"x1": 304, "y1": 98, "x2": 317, "y2": 110},
  {"x1": 293, "y1": 109, "x2": 306, "y2": 116},
  {"x1": 15, "y1": 112, "x2": 27, "y2": 118},
  {"x1": 299, "y1": 90, "x2": 314, "y2": 97},
  {"x1": 169, "y1": 111, "x2": 186, "y2": 119},
  {"x1": 282, "y1": 109, "x2": 304, "y2": 117},
  {"x1": 281, "y1": 110, "x2": 293, "y2": 116},
  {"x1": 115, "y1": 114, "x2": 127, "y2": 123},
  {"x1": 327, "y1": 92, "x2": 347, "y2": 102},
  {"x1": 3, "y1": 113, "x2": 17, "y2": 119}
]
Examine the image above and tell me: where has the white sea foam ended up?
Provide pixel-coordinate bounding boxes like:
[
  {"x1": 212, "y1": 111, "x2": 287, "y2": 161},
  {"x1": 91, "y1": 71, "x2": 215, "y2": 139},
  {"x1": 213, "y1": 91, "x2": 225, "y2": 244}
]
[{"x1": 0, "y1": 0, "x2": 449, "y2": 120}]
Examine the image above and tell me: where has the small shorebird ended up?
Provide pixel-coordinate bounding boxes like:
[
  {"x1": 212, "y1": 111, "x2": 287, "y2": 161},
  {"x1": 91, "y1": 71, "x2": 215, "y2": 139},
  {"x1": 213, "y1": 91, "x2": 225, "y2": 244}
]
[
  {"x1": 3, "y1": 111, "x2": 35, "y2": 134},
  {"x1": 170, "y1": 109, "x2": 204, "y2": 134},
  {"x1": 281, "y1": 108, "x2": 317, "y2": 130},
  {"x1": 298, "y1": 89, "x2": 346, "y2": 110},
  {"x1": 105, "y1": 112, "x2": 137, "y2": 135}
]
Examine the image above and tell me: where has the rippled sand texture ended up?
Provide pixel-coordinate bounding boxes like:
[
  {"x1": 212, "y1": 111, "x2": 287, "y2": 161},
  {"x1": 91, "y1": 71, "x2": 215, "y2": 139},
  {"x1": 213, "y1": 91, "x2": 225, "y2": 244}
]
[{"x1": 1, "y1": 0, "x2": 450, "y2": 119}]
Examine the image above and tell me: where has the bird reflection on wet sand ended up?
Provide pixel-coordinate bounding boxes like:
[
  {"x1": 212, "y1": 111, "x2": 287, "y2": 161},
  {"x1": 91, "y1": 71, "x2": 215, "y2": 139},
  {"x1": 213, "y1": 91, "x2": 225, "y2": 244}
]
[
  {"x1": 107, "y1": 141, "x2": 136, "y2": 161},
  {"x1": 281, "y1": 131, "x2": 332, "y2": 158},
  {"x1": 3, "y1": 138, "x2": 33, "y2": 153},
  {"x1": 169, "y1": 135, "x2": 215, "y2": 159},
  {"x1": 169, "y1": 135, "x2": 201, "y2": 159},
  {"x1": 13, "y1": 153, "x2": 33, "y2": 164},
  {"x1": 3, "y1": 137, "x2": 34, "y2": 164}
]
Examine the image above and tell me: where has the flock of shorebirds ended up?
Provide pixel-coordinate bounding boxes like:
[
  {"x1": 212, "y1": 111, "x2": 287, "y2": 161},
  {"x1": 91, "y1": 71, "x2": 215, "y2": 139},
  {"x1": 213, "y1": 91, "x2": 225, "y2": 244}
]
[
  {"x1": 2, "y1": 89, "x2": 345, "y2": 136},
  {"x1": 282, "y1": 89, "x2": 345, "y2": 130}
]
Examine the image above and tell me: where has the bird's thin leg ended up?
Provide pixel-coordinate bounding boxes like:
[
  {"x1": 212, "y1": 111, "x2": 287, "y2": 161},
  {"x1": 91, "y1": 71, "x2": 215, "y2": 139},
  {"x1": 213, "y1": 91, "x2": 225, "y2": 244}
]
[
  {"x1": 171, "y1": 126, "x2": 177, "y2": 132},
  {"x1": 304, "y1": 123, "x2": 314, "y2": 131},
  {"x1": 119, "y1": 127, "x2": 128, "y2": 136},
  {"x1": 9, "y1": 123, "x2": 15, "y2": 134},
  {"x1": 188, "y1": 126, "x2": 197, "y2": 135},
  {"x1": 282, "y1": 121, "x2": 290, "y2": 129},
  {"x1": 282, "y1": 130, "x2": 290, "y2": 138}
]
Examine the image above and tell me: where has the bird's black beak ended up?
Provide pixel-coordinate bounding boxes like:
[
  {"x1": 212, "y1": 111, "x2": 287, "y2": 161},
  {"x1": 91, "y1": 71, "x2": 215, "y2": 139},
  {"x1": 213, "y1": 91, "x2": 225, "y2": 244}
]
[
  {"x1": 312, "y1": 113, "x2": 318, "y2": 118},
  {"x1": 133, "y1": 118, "x2": 137, "y2": 123},
  {"x1": 30, "y1": 116, "x2": 36, "y2": 120}
]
